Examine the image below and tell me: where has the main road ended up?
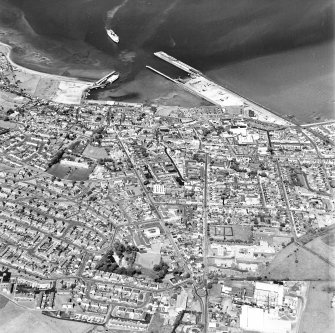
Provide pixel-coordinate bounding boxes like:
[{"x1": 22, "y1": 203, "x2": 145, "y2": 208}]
[
  {"x1": 202, "y1": 153, "x2": 210, "y2": 332},
  {"x1": 117, "y1": 135, "x2": 190, "y2": 273}
]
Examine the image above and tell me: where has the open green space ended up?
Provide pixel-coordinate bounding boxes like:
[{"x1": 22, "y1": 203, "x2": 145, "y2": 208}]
[
  {"x1": 82, "y1": 144, "x2": 108, "y2": 160},
  {"x1": 321, "y1": 232, "x2": 335, "y2": 247},
  {"x1": 305, "y1": 233, "x2": 335, "y2": 266},
  {"x1": 0, "y1": 294, "x2": 9, "y2": 309},
  {"x1": 261, "y1": 242, "x2": 335, "y2": 280},
  {"x1": 299, "y1": 281, "x2": 335, "y2": 333},
  {"x1": 0, "y1": 300, "x2": 92, "y2": 333},
  {"x1": 211, "y1": 225, "x2": 253, "y2": 243}
]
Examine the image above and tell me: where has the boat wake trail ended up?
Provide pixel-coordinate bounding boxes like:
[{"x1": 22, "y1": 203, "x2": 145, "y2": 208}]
[
  {"x1": 107, "y1": 0, "x2": 129, "y2": 20},
  {"x1": 132, "y1": 0, "x2": 181, "y2": 49}
]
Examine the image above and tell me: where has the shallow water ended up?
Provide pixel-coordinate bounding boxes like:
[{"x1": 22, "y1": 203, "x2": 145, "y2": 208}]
[{"x1": 3, "y1": 0, "x2": 335, "y2": 123}]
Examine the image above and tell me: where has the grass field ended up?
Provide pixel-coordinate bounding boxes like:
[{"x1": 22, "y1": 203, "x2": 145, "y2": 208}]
[
  {"x1": 322, "y1": 232, "x2": 335, "y2": 247},
  {"x1": 135, "y1": 252, "x2": 161, "y2": 269},
  {"x1": 148, "y1": 312, "x2": 174, "y2": 333},
  {"x1": 0, "y1": 300, "x2": 93, "y2": 333},
  {"x1": 0, "y1": 294, "x2": 9, "y2": 309},
  {"x1": 34, "y1": 78, "x2": 59, "y2": 100},
  {"x1": 261, "y1": 242, "x2": 335, "y2": 280},
  {"x1": 299, "y1": 281, "x2": 335, "y2": 333},
  {"x1": 0, "y1": 90, "x2": 27, "y2": 112},
  {"x1": 0, "y1": 119, "x2": 18, "y2": 129},
  {"x1": 305, "y1": 235, "x2": 335, "y2": 266},
  {"x1": 211, "y1": 225, "x2": 253, "y2": 243},
  {"x1": 82, "y1": 145, "x2": 108, "y2": 160},
  {"x1": 48, "y1": 163, "x2": 92, "y2": 181}
]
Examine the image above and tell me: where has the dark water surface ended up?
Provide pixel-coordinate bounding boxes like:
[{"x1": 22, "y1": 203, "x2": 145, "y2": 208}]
[{"x1": 2, "y1": 0, "x2": 335, "y2": 122}]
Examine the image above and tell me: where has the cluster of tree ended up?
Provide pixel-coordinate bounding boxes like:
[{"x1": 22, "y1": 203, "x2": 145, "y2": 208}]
[
  {"x1": 248, "y1": 170, "x2": 258, "y2": 178},
  {"x1": 96, "y1": 248, "x2": 141, "y2": 277},
  {"x1": 230, "y1": 161, "x2": 247, "y2": 173},
  {"x1": 153, "y1": 262, "x2": 169, "y2": 282},
  {"x1": 193, "y1": 153, "x2": 206, "y2": 162},
  {"x1": 172, "y1": 267, "x2": 190, "y2": 279},
  {"x1": 6, "y1": 108, "x2": 15, "y2": 115},
  {"x1": 114, "y1": 241, "x2": 139, "y2": 259},
  {"x1": 97, "y1": 158, "x2": 126, "y2": 172},
  {"x1": 47, "y1": 149, "x2": 65, "y2": 168},
  {"x1": 98, "y1": 157, "x2": 115, "y2": 165},
  {"x1": 171, "y1": 310, "x2": 186, "y2": 333}
]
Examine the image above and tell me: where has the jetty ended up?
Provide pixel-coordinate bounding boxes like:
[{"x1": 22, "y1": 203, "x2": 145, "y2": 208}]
[{"x1": 147, "y1": 51, "x2": 292, "y2": 126}]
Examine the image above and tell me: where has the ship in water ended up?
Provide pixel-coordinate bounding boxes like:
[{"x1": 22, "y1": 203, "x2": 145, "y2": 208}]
[
  {"x1": 106, "y1": 28, "x2": 119, "y2": 43},
  {"x1": 91, "y1": 71, "x2": 120, "y2": 89},
  {"x1": 105, "y1": 72, "x2": 120, "y2": 84}
]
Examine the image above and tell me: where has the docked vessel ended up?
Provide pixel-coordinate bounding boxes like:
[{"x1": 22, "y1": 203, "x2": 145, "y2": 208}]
[
  {"x1": 106, "y1": 72, "x2": 120, "y2": 84},
  {"x1": 93, "y1": 71, "x2": 120, "y2": 88},
  {"x1": 106, "y1": 29, "x2": 119, "y2": 43}
]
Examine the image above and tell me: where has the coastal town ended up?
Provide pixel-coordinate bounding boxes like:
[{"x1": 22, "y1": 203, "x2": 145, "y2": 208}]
[{"x1": 0, "y1": 42, "x2": 335, "y2": 333}]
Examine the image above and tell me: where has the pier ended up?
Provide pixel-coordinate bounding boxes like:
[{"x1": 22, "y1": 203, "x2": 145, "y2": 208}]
[
  {"x1": 146, "y1": 66, "x2": 175, "y2": 83},
  {"x1": 149, "y1": 51, "x2": 292, "y2": 126},
  {"x1": 154, "y1": 51, "x2": 202, "y2": 76},
  {"x1": 92, "y1": 71, "x2": 118, "y2": 88}
]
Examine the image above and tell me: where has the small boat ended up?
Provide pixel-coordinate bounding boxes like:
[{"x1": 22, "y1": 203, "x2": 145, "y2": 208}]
[
  {"x1": 106, "y1": 29, "x2": 119, "y2": 43},
  {"x1": 92, "y1": 71, "x2": 120, "y2": 88},
  {"x1": 106, "y1": 72, "x2": 120, "y2": 84}
]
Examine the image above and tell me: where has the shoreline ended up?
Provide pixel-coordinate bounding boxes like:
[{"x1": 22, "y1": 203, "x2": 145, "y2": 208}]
[
  {"x1": 0, "y1": 40, "x2": 94, "y2": 104},
  {"x1": 0, "y1": 39, "x2": 296, "y2": 124},
  {"x1": 0, "y1": 39, "x2": 331, "y2": 126},
  {"x1": 0, "y1": 40, "x2": 92, "y2": 84}
]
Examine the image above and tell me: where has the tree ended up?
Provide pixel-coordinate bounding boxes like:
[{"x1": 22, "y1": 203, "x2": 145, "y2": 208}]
[
  {"x1": 114, "y1": 242, "x2": 125, "y2": 257},
  {"x1": 109, "y1": 262, "x2": 119, "y2": 272},
  {"x1": 126, "y1": 267, "x2": 136, "y2": 276},
  {"x1": 115, "y1": 267, "x2": 127, "y2": 275}
]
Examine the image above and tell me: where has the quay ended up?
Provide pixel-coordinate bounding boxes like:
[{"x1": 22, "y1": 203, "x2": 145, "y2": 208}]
[
  {"x1": 92, "y1": 70, "x2": 118, "y2": 88},
  {"x1": 146, "y1": 66, "x2": 175, "y2": 82},
  {"x1": 85, "y1": 99, "x2": 143, "y2": 108},
  {"x1": 148, "y1": 51, "x2": 292, "y2": 126}
]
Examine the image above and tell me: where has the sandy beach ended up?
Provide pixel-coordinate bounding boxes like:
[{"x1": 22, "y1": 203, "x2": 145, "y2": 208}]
[{"x1": 0, "y1": 41, "x2": 93, "y2": 104}]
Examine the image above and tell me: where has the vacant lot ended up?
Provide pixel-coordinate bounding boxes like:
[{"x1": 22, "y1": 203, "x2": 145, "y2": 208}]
[
  {"x1": 299, "y1": 281, "x2": 335, "y2": 333},
  {"x1": 0, "y1": 295, "x2": 9, "y2": 309},
  {"x1": 261, "y1": 242, "x2": 335, "y2": 280},
  {"x1": 133, "y1": 230, "x2": 150, "y2": 248},
  {"x1": 305, "y1": 235, "x2": 335, "y2": 266},
  {"x1": 53, "y1": 81, "x2": 91, "y2": 105},
  {"x1": 0, "y1": 90, "x2": 27, "y2": 112},
  {"x1": 82, "y1": 145, "x2": 108, "y2": 160},
  {"x1": 33, "y1": 78, "x2": 59, "y2": 100},
  {"x1": 0, "y1": 300, "x2": 93, "y2": 333},
  {"x1": 135, "y1": 252, "x2": 161, "y2": 269},
  {"x1": 212, "y1": 225, "x2": 252, "y2": 243},
  {"x1": 148, "y1": 312, "x2": 173, "y2": 333},
  {"x1": 0, "y1": 119, "x2": 17, "y2": 129},
  {"x1": 48, "y1": 163, "x2": 92, "y2": 181},
  {"x1": 322, "y1": 232, "x2": 335, "y2": 247}
]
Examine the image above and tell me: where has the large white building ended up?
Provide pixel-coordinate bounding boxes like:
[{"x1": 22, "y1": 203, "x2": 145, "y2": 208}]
[
  {"x1": 153, "y1": 184, "x2": 166, "y2": 195},
  {"x1": 143, "y1": 227, "x2": 161, "y2": 238},
  {"x1": 240, "y1": 306, "x2": 291, "y2": 333},
  {"x1": 254, "y1": 282, "x2": 284, "y2": 307}
]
